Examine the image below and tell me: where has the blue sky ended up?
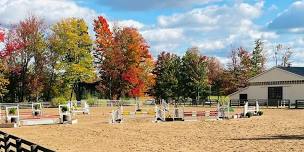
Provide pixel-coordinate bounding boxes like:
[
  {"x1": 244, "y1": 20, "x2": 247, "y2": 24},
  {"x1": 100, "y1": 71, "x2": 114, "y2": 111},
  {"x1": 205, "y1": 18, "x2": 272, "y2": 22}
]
[{"x1": 1, "y1": 0, "x2": 304, "y2": 67}]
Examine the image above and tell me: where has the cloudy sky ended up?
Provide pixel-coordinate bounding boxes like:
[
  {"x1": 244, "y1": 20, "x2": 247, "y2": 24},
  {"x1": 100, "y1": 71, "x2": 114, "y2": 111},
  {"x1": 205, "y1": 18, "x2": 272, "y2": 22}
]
[{"x1": 0, "y1": 0, "x2": 304, "y2": 67}]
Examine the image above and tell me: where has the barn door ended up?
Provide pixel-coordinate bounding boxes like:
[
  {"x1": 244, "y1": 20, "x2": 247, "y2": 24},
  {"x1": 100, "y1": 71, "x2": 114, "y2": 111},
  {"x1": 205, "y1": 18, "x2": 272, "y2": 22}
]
[
  {"x1": 268, "y1": 87, "x2": 283, "y2": 106},
  {"x1": 239, "y1": 94, "x2": 247, "y2": 105}
]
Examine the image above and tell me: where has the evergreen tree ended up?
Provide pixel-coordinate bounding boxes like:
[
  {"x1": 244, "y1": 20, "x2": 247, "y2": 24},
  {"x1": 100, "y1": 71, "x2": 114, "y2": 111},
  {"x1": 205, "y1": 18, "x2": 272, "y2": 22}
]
[{"x1": 251, "y1": 39, "x2": 265, "y2": 76}]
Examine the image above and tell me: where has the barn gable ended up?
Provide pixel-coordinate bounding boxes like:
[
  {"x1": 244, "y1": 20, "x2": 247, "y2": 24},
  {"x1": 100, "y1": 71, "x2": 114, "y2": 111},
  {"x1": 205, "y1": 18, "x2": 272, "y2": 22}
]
[{"x1": 249, "y1": 67, "x2": 304, "y2": 83}]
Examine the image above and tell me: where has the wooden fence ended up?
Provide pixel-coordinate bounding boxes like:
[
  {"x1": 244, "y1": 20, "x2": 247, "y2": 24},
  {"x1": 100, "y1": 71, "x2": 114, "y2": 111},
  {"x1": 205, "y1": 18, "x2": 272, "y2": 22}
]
[{"x1": 0, "y1": 131, "x2": 54, "y2": 152}]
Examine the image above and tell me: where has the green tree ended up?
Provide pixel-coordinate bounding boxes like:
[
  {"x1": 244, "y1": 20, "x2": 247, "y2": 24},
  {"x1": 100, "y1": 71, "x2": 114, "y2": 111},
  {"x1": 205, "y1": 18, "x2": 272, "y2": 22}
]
[
  {"x1": 180, "y1": 47, "x2": 208, "y2": 100},
  {"x1": 50, "y1": 18, "x2": 95, "y2": 101},
  {"x1": 152, "y1": 52, "x2": 180, "y2": 101}
]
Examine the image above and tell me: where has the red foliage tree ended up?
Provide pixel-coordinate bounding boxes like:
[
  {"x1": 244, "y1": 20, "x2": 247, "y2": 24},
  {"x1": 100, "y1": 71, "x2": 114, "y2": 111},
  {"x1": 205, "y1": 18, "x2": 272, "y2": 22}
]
[
  {"x1": 0, "y1": 30, "x2": 4, "y2": 42},
  {"x1": 94, "y1": 16, "x2": 154, "y2": 99}
]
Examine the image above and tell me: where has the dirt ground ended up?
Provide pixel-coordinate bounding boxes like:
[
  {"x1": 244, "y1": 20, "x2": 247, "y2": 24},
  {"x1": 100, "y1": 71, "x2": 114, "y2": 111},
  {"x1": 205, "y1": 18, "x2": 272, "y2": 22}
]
[{"x1": 1, "y1": 106, "x2": 304, "y2": 152}]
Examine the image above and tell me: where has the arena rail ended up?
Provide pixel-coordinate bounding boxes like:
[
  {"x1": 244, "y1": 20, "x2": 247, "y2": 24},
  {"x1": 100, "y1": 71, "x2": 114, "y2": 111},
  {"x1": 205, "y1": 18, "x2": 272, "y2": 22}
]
[
  {"x1": 295, "y1": 100, "x2": 304, "y2": 109},
  {"x1": 0, "y1": 131, "x2": 54, "y2": 152},
  {"x1": 230, "y1": 99, "x2": 291, "y2": 108}
]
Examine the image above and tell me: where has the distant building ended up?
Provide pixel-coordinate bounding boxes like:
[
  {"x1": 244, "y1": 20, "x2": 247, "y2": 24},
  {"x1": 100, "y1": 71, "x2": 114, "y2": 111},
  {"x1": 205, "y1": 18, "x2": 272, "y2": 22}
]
[{"x1": 228, "y1": 66, "x2": 304, "y2": 106}]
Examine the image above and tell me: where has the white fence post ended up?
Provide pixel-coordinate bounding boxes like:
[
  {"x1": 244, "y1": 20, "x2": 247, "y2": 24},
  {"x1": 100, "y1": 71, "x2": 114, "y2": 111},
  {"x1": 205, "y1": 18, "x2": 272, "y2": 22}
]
[{"x1": 244, "y1": 102, "x2": 248, "y2": 115}]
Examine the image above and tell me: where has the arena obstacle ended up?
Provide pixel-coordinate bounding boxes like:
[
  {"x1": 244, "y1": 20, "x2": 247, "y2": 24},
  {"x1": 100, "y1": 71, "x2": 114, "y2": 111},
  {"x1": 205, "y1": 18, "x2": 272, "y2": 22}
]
[
  {"x1": 32, "y1": 102, "x2": 43, "y2": 116},
  {"x1": 110, "y1": 106, "x2": 123, "y2": 124},
  {"x1": 0, "y1": 103, "x2": 69, "y2": 127},
  {"x1": 122, "y1": 101, "x2": 155, "y2": 116},
  {"x1": 155, "y1": 105, "x2": 165, "y2": 121},
  {"x1": 21, "y1": 103, "x2": 60, "y2": 126},
  {"x1": 155, "y1": 101, "x2": 230, "y2": 122},
  {"x1": 183, "y1": 102, "x2": 230, "y2": 121},
  {"x1": 244, "y1": 101, "x2": 260, "y2": 116},
  {"x1": 135, "y1": 101, "x2": 141, "y2": 112},
  {"x1": 59, "y1": 104, "x2": 77, "y2": 124},
  {"x1": 172, "y1": 107, "x2": 184, "y2": 121},
  {"x1": 5, "y1": 106, "x2": 20, "y2": 127},
  {"x1": 67, "y1": 101, "x2": 90, "y2": 114},
  {"x1": 154, "y1": 100, "x2": 183, "y2": 122},
  {"x1": 0, "y1": 105, "x2": 58, "y2": 127}
]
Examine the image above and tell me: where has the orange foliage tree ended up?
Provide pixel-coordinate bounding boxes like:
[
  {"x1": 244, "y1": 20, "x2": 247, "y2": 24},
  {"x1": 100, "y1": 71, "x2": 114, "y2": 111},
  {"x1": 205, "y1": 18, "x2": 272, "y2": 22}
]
[{"x1": 94, "y1": 16, "x2": 154, "y2": 99}]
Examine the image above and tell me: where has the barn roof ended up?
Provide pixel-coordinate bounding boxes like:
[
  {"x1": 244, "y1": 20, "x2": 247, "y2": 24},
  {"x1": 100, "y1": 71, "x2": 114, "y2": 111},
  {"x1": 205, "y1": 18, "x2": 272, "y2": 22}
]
[{"x1": 278, "y1": 67, "x2": 304, "y2": 77}]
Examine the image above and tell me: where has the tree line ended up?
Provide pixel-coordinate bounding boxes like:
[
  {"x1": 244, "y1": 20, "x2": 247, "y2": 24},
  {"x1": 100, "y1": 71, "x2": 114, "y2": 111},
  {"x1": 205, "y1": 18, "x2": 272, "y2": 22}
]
[{"x1": 0, "y1": 15, "x2": 294, "y2": 103}]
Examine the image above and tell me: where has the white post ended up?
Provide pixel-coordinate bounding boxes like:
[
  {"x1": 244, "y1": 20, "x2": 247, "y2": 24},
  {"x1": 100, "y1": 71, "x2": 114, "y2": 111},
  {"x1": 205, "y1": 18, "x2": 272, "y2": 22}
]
[
  {"x1": 181, "y1": 106, "x2": 184, "y2": 120},
  {"x1": 244, "y1": 102, "x2": 248, "y2": 115},
  {"x1": 256, "y1": 100, "x2": 259, "y2": 112},
  {"x1": 163, "y1": 108, "x2": 165, "y2": 121},
  {"x1": 227, "y1": 101, "x2": 230, "y2": 119}
]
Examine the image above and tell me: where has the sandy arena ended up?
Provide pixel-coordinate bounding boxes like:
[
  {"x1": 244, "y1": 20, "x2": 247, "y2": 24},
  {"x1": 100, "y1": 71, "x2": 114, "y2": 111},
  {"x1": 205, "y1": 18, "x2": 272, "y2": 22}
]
[{"x1": 1, "y1": 106, "x2": 304, "y2": 152}]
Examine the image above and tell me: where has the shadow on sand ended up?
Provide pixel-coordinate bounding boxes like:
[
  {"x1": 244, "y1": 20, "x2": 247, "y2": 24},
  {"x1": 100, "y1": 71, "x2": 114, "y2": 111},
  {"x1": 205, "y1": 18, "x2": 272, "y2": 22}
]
[{"x1": 230, "y1": 135, "x2": 304, "y2": 141}]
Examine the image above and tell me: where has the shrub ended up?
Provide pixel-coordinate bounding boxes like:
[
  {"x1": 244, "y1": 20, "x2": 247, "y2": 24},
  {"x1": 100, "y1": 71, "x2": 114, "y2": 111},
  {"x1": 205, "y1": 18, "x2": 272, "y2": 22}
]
[
  {"x1": 246, "y1": 112, "x2": 253, "y2": 118},
  {"x1": 61, "y1": 105, "x2": 68, "y2": 112},
  {"x1": 257, "y1": 111, "x2": 263, "y2": 116},
  {"x1": 34, "y1": 104, "x2": 40, "y2": 110},
  {"x1": 228, "y1": 107, "x2": 234, "y2": 112},
  {"x1": 86, "y1": 94, "x2": 96, "y2": 106},
  {"x1": 9, "y1": 108, "x2": 17, "y2": 115},
  {"x1": 51, "y1": 96, "x2": 68, "y2": 106}
]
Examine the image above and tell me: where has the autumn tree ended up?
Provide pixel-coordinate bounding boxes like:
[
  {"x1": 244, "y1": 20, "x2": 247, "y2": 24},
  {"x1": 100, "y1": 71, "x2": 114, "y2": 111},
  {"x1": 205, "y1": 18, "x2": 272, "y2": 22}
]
[
  {"x1": 207, "y1": 57, "x2": 224, "y2": 96},
  {"x1": 152, "y1": 52, "x2": 180, "y2": 100},
  {"x1": 50, "y1": 18, "x2": 95, "y2": 101},
  {"x1": 118, "y1": 28, "x2": 154, "y2": 98},
  {"x1": 223, "y1": 47, "x2": 252, "y2": 95},
  {"x1": 273, "y1": 44, "x2": 293, "y2": 67},
  {"x1": 238, "y1": 47, "x2": 252, "y2": 87},
  {"x1": 94, "y1": 16, "x2": 154, "y2": 99},
  {"x1": 0, "y1": 30, "x2": 9, "y2": 100},
  {"x1": 2, "y1": 16, "x2": 47, "y2": 102}
]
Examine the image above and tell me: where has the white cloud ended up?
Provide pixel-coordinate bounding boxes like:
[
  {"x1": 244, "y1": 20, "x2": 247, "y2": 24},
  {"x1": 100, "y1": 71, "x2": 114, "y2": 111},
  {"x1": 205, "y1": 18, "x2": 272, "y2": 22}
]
[
  {"x1": 143, "y1": 1, "x2": 278, "y2": 58},
  {"x1": 158, "y1": 7, "x2": 219, "y2": 28},
  {"x1": 110, "y1": 20, "x2": 145, "y2": 30},
  {"x1": 214, "y1": 56, "x2": 230, "y2": 66},
  {"x1": 142, "y1": 28, "x2": 184, "y2": 43},
  {"x1": 157, "y1": 1, "x2": 264, "y2": 29},
  {"x1": 238, "y1": 1, "x2": 264, "y2": 19},
  {"x1": 194, "y1": 40, "x2": 226, "y2": 51},
  {"x1": 94, "y1": 0, "x2": 222, "y2": 11},
  {"x1": 141, "y1": 28, "x2": 185, "y2": 55},
  {"x1": 288, "y1": 28, "x2": 304, "y2": 33},
  {"x1": 0, "y1": 0, "x2": 100, "y2": 26}
]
